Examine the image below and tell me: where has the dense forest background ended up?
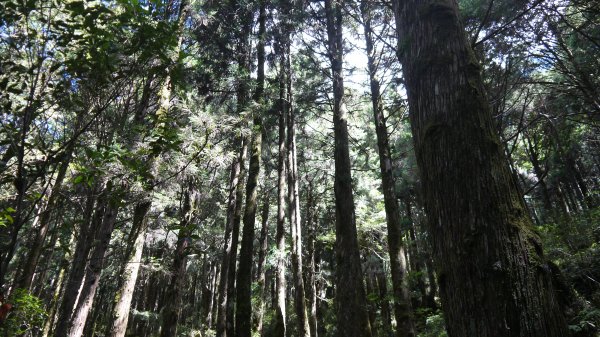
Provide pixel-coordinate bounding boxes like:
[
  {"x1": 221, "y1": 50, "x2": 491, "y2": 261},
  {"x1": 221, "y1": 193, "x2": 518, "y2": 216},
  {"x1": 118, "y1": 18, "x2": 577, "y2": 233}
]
[{"x1": 0, "y1": 0, "x2": 598, "y2": 336}]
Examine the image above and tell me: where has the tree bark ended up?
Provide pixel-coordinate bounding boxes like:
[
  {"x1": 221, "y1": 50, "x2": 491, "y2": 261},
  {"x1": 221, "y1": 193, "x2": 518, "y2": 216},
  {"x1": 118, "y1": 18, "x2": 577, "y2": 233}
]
[
  {"x1": 54, "y1": 182, "x2": 107, "y2": 337},
  {"x1": 305, "y1": 181, "x2": 319, "y2": 337},
  {"x1": 15, "y1": 145, "x2": 73, "y2": 291},
  {"x1": 68, "y1": 184, "x2": 119, "y2": 337},
  {"x1": 324, "y1": 1, "x2": 373, "y2": 336},
  {"x1": 216, "y1": 137, "x2": 246, "y2": 337},
  {"x1": 108, "y1": 201, "x2": 151, "y2": 337},
  {"x1": 392, "y1": 0, "x2": 570, "y2": 335},
  {"x1": 286, "y1": 45, "x2": 311, "y2": 337},
  {"x1": 234, "y1": 1, "x2": 262, "y2": 335},
  {"x1": 160, "y1": 187, "x2": 193, "y2": 337},
  {"x1": 255, "y1": 191, "x2": 270, "y2": 334},
  {"x1": 274, "y1": 40, "x2": 288, "y2": 337},
  {"x1": 360, "y1": 2, "x2": 415, "y2": 336}
]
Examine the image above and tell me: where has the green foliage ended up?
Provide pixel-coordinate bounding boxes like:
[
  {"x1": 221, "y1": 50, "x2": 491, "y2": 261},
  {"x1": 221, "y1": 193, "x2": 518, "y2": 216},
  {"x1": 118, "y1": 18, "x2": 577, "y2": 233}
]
[
  {"x1": 568, "y1": 305, "x2": 600, "y2": 336},
  {"x1": 417, "y1": 311, "x2": 448, "y2": 337},
  {"x1": 0, "y1": 289, "x2": 46, "y2": 337}
]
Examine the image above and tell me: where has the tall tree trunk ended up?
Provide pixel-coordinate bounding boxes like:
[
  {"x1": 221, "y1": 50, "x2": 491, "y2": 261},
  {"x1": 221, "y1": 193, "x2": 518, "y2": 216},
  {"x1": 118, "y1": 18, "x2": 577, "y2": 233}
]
[
  {"x1": 234, "y1": 1, "x2": 262, "y2": 335},
  {"x1": 107, "y1": 201, "x2": 151, "y2": 337},
  {"x1": 160, "y1": 187, "x2": 193, "y2": 337},
  {"x1": 360, "y1": 2, "x2": 415, "y2": 336},
  {"x1": 226, "y1": 138, "x2": 248, "y2": 337},
  {"x1": 255, "y1": 191, "x2": 270, "y2": 334},
  {"x1": 216, "y1": 137, "x2": 246, "y2": 337},
  {"x1": 392, "y1": 0, "x2": 569, "y2": 335},
  {"x1": 375, "y1": 262, "x2": 393, "y2": 337},
  {"x1": 286, "y1": 44, "x2": 311, "y2": 337},
  {"x1": 324, "y1": 1, "x2": 372, "y2": 336},
  {"x1": 305, "y1": 181, "x2": 319, "y2": 337},
  {"x1": 15, "y1": 145, "x2": 73, "y2": 291},
  {"x1": 54, "y1": 182, "x2": 107, "y2": 337},
  {"x1": 274, "y1": 42, "x2": 288, "y2": 337},
  {"x1": 68, "y1": 184, "x2": 120, "y2": 337}
]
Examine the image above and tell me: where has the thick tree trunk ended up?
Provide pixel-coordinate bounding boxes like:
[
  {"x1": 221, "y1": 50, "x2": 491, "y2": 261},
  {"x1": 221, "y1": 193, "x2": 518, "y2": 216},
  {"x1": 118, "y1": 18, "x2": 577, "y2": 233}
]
[
  {"x1": 392, "y1": 0, "x2": 570, "y2": 335},
  {"x1": 108, "y1": 201, "x2": 151, "y2": 337},
  {"x1": 324, "y1": 1, "x2": 373, "y2": 336},
  {"x1": 360, "y1": 2, "x2": 415, "y2": 336}
]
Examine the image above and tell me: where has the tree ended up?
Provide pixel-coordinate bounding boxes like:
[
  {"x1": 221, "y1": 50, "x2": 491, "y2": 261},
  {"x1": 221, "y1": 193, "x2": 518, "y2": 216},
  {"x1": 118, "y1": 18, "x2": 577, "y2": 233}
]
[
  {"x1": 324, "y1": 0, "x2": 372, "y2": 336},
  {"x1": 392, "y1": 0, "x2": 570, "y2": 335}
]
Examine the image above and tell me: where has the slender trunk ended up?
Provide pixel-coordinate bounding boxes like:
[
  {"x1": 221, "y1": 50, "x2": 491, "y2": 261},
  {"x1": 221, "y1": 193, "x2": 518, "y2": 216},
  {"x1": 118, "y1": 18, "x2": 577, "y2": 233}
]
[
  {"x1": 305, "y1": 182, "x2": 318, "y2": 337},
  {"x1": 255, "y1": 192, "x2": 270, "y2": 334},
  {"x1": 366, "y1": 268, "x2": 379, "y2": 337},
  {"x1": 235, "y1": 0, "x2": 263, "y2": 334},
  {"x1": 286, "y1": 46, "x2": 311, "y2": 337},
  {"x1": 108, "y1": 201, "x2": 151, "y2": 337},
  {"x1": 160, "y1": 187, "x2": 193, "y2": 337},
  {"x1": 325, "y1": 1, "x2": 373, "y2": 336},
  {"x1": 360, "y1": 2, "x2": 415, "y2": 335},
  {"x1": 68, "y1": 184, "x2": 119, "y2": 337},
  {"x1": 216, "y1": 138, "x2": 246, "y2": 337},
  {"x1": 392, "y1": 0, "x2": 570, "y2": 335},
  {"x1": 274, "y1": 44, "x2": 288, "y2": 337},
  {"x1": 226, "y1": 139, "x2": 248, "y2": 337},
  {"x1": 15, "y1": 147, "x2": 73, "y2": 291},
  {"x1": 375, "y1": 263, "x2": 393, "y2": 337},
  {"x1": 54, "y1": 183, "x2": 106, "y2": 337}
]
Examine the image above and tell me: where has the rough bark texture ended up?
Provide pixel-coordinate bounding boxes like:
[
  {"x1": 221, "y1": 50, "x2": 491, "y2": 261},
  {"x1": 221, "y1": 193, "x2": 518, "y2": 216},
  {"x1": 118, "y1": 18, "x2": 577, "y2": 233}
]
[
  {"x1": 68, "y1": 187, "x2": 119, "y2": 337},
  {"x1": 392, "y1": 0, "x2": 570, "y2": 335},
  {"x1": 108, "y1": 201, "x2": 151, "y2": 337},
  {"x1": 234, "y1": 1, "x2": 262, "y2": 334},
  {"x1": 305, "y1": 182, "x2": 319, "y2": 337},
  {"x1": 234, "y1": 129, "x2": 262, "y2": 337},
  {"x1": 160, "y1": 188, "x2": 193, "y2": 337},
  {"x1": 324, "y1": 1, "x2": 372, "y2": 336},
  {"x1": 15, "y1": 146, "x2": 72, "y2": 291},
  {"x1": 361, "y1": 2, "x2": 415, "y2": 336},
  {"x1": 226, "y1": 138, "x2": 248, "y2": 337},
  {"x1": 274, "y1": 44, "x2": 288, "y2": 337},
  {"x1": 287, "y1": 50, "x2": 311, "y2": 337},
  {"x1": 216, "y1": 140, "x2": 245, "y2": 337},
  {"x1": 255, "y1": 191, "x2": 270, "y2": 334},
  {"x1": 54, "y1": 182, "x2": 107, "y2": 337}
]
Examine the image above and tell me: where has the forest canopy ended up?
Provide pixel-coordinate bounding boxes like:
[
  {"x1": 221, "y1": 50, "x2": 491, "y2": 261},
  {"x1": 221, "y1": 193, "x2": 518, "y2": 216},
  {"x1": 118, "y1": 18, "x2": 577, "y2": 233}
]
[{"x1": 0, "y1": 0, "x2": 598, "y2": 336}]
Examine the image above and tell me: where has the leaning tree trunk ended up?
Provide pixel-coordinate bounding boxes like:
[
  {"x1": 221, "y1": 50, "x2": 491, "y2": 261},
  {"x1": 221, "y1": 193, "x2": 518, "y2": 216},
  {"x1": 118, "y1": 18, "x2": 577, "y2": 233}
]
[
  {"x1": 392, "y1": 0, "x2": 569, "y2": 336},
  {"x1": 324, "y1": 1, "x2": 372, "y2": 336},
  {"x1": 360, "y1": 2, "x2": 415, "y2": 336}
]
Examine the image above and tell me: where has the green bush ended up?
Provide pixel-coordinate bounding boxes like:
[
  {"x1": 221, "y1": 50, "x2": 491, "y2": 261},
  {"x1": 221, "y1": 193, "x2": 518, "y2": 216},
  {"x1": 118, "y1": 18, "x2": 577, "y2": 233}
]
[{"x1": 0, "y1": 289, "x2": 46, "y2": 337}]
